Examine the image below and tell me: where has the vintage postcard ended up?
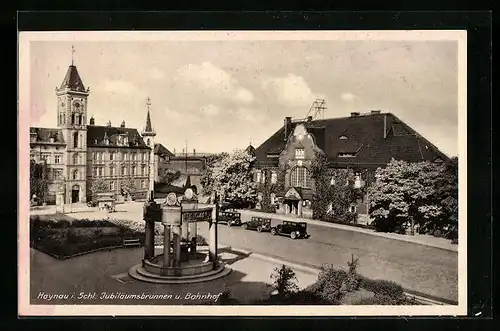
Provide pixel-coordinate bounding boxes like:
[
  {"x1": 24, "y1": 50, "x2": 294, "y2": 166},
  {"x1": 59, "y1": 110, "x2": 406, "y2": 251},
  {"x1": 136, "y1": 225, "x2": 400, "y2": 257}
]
[{"x1": 18, "y1": 30, "x2": 467, "y2": 316}]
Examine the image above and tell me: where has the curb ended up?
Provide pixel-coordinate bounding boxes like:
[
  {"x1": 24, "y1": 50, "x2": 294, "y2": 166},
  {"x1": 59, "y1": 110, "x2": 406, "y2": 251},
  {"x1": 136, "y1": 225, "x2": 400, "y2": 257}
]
[
  {"x1": 227, "y1": 245, "x2": 456, "y2": 306},
  {"x1": 237, "y1": 210, "x2": 458, "y2": 253}
]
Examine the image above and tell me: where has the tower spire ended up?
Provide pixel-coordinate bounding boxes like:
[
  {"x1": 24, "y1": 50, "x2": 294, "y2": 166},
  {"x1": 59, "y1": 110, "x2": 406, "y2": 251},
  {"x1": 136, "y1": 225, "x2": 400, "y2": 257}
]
[
  {"x1": 142, "y1": 97, "x2": 155, "y2": 135},
  {"x1": 71, "y1": 45, "x2": 75, "y2": 66}
]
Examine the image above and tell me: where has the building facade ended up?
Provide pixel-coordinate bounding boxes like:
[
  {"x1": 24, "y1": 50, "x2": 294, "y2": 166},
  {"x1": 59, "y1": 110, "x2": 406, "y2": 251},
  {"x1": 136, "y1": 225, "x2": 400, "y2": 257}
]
[
  {"x1": 29, "y1": 62, "x2": 153, "y2": 204},
  {"x1": 252, "y1": 111, "x2": 449, "y2": 217}
]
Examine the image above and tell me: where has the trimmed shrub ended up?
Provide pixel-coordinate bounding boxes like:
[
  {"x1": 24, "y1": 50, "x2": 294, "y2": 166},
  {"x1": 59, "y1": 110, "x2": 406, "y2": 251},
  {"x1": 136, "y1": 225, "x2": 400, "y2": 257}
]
[
  {"x1": 358, "y1": 277, "x2": 404, "y2": 299},
  {"x1": 270, "y1": 265, "x2": 299, "y2": 297}
]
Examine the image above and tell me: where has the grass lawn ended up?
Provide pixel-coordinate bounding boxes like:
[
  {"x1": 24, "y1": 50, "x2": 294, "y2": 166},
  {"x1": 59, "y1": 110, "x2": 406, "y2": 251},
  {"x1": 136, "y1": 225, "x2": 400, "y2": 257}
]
[{"x1": 30, "y1": 214, "x2": 145, "y2": 259}]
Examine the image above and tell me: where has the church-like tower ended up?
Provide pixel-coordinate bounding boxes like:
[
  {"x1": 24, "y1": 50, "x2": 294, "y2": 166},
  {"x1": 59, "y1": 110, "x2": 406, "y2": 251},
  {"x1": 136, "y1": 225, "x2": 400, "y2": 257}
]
[
  {"x1": 142, "y1": 97, "x2": 156, "y2": 198},
  {"x1": 56, "y1": 52, "x2": 90, "y2": 204}
]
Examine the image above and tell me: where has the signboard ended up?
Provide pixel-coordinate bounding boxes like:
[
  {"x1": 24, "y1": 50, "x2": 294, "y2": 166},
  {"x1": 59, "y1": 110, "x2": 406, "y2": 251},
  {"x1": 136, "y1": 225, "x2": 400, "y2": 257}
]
[
  {"x1": 284, "y1": 188, "x2": 301, "y2": 201},
  {"x1": 182, "y1": 208, "x2": 213, "y2": 222}
]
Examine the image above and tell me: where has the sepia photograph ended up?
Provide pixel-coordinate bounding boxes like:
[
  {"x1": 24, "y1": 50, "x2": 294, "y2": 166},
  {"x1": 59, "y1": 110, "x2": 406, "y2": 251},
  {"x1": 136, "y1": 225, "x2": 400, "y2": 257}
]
[{"x1": 18, "y1": 30, "x2": 467, "y2": 316}]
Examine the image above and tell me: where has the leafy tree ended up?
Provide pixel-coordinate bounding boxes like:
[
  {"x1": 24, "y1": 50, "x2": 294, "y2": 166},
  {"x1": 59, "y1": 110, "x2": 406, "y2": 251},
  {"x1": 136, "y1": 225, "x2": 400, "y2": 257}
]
[
  {"x1": 30, "y1": 159, "x2": 49, "y2": 204},
  {"x1": 200, "y1": 153, "x2": 228, "y2": 196},
  {"x1": 368, "y1": 158, "x2": 457, "y2": 233},
  {"x1": 90, "y1": 178, "x2": 108, "y2": 194},
  {"x1": 159, "y1": 170, "x2": 181, "y2": 185},
  {"x1": 202, "y1": 150, "x2": 258, "y2": 207},
  {"x1": 271, "y1": 265, "x2": 299, "y2": 297},
  {"x1": 120, "y1": 178, "x2": 136, "y2": 198}
]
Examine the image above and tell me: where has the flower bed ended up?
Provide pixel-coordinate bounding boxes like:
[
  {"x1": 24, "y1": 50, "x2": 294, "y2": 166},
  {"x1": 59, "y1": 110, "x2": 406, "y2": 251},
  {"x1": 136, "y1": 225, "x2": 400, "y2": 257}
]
[{"x1": 30, "y1": 215, "x2": 144, "y2": 259}]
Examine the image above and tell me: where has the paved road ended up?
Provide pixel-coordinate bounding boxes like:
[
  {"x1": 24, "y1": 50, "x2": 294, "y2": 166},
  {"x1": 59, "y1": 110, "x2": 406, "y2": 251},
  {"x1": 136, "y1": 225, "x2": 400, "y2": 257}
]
[
  {"x1": 197, "y1": 214, "x2": 458, "y2": 302},
  {"x1": 49, "y1": 202, "x2": 458, "y2": 303}
]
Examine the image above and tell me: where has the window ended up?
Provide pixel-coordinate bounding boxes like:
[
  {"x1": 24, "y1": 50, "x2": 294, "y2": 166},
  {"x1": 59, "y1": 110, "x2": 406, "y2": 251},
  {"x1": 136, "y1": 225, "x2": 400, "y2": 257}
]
[
  {"x1": 295, "y1": 148, "x2": 305, "y2": 159},
  {"x1": 54, "y1": 154, "x2": 62, "y2": 164},
  {"x1": 132, "y1": 166, "x2": 136, "y2": 176},
  {"x1": 93, "y1": 152, "x2": 97, "y2": 161},
  {"x1": 354, "y1": 173, "x2": 362, "y2": 188},
  {"x1": 110, "y1": 166, "x2": 115, "y2": 177},
  {"x1": 271, "y1": 172, "x2": 277, "y2": 184},
  {"x1": 98, "y1": 167, "x2": 103, "y2": 177},
  {"x1": 131, "y1": 153, "x2": 136, "y2": 161},
  {"x1": 93, "y1": 167, "x2": 97, "y2": 177},
  {"x1": 330, "y1": 177, "x2": 336, "y2": 186},
  {"x1": 122, "y1": 152, "x2": 128, "y2": 161},
  {"x1": 72, "y1": 153, "x2": 79, "y2": 165},
  {"x1": 141, "y1": 180, "x2": 146, "y2": 189},
  {"x1": 110, "y1": 181, "x2": 115, "y2": 191},
  {"x1": 121, "y1": 166, "x2": 126, "y2": 176},
  {"x1": 290, "y1": 167, "x2": 310, "y2": 188},
  {"x1": 53, "y1": 169, "x2": 63, "y2": 180},
  {"x1": 99, "y1": 152, "x2": 103, "y2": 161},
  {"x1": 147, "y1": 138, "x2": 150, "y2": 146},
  {"x1": 256, "y1": 172, "x2": 261, "y2": 183},
  {"x1": 73, "y1": 132, "x2": 78, "y2": 148},
  {"x1": 110, "y1": 152, "x2": 114, "y2": 161},
  {"x1": 41, "y1": 153, "x2": 50, "y2": 163},
  {"x1": 72, "y1": 169, "x2": 78, "y2": 180}
]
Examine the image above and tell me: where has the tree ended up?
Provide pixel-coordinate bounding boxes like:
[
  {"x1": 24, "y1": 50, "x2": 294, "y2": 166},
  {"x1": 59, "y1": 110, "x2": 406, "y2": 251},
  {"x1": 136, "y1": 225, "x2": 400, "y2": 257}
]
[
  {"x1": 270, "y1": 265, "x2": 299, "y2": 297},
  {"x1": 202, "y1": 150, "x2": 258, "y2": 207},
  {"x1": 159, "y1": 170, "x2": 181, "y2": 185},
  {"x1": 121, "y1": 178, "x2": 136, "y2": 199},
  {"x1": 201, "y1": 153, "x2": 228, "y2": 197},
  {"x1": 30, "y1": 159, "x2": 49, "y2": 204},
  {"x1": 368, "y1": 158, "x2": 456, "y2": 233},
  {"x1": 91, "y1": 178, "x2": 108, "y2": 195}
]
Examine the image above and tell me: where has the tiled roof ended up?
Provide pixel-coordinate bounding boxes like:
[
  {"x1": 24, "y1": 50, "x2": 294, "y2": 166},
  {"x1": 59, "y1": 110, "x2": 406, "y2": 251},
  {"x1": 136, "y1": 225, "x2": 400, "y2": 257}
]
[
  {"x1": 154, "y1": 143, "x2": 174, "y2": 157},
  {"x1": 87, "y1": 125, "x2": 150, "y2": 149},
  {"x1": 60, "y1": 65, "x2": 86, "y2": 92},
  {"x1": 254, "y1": 112, "x2": 449, "y2": 167},
  {"x1": 29, "y1": 127, "x2": 65, "y2": 145}
]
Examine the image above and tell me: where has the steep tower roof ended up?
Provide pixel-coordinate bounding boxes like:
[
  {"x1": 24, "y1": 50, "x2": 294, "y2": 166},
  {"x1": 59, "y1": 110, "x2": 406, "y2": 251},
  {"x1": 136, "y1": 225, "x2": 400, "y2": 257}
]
[
  {"x1": 145, "y1": 110, "x2": 153, "y2": 132},
  {"x1": 60, "y1": 65, "x2": 86, "y2": 92}
]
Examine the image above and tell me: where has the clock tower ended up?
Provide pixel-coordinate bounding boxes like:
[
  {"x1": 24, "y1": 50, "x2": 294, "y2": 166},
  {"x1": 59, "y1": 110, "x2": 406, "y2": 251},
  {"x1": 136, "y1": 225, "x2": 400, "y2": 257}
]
[{"x1": 56, "y1": 47, "x2": 90, "y2": 203}]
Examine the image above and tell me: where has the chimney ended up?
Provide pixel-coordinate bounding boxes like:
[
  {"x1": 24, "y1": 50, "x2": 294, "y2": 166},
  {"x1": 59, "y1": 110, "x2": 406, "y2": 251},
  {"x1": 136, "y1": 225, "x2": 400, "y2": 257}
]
[
  {"x1": 307, "y1": 116, "x2": 313, "y2": 122},
  {"x1": 370, "y1": 110, "x2": 381, "y2": 114},
  {"x1": 89, "y1": 117, "x2": 95, "y2": 125},
  {"x1": 106, "y1": 120, "x2": 111, "y2": 127},
  {"x1": 120, "y1": 121, "x2": 125, "y2": 128},
  {"x1": 383, "y1": 114, "x2": 387, "y2": 139},
  {"x1": 284, "y1": 116, "x2": 292, "y2": 141},
  {"x1": 350, "y1": 112, "x2": 360, "y2": 117}
]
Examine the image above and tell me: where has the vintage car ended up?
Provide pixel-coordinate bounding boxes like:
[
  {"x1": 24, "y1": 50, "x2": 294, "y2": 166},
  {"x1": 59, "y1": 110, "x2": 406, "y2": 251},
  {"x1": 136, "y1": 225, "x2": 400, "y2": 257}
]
[
  {"x1": 243, "y1": 216, "x2": 272, "y2": 232},
  {"x1": 270, "y1": 221, "x2": 310, "y2": 239},
  {"x1": 218, "y1": 211, "x2": 242, "y2": 227},
  {"x1": 219, "y1": 201, "x2": 236, "y2": 212}
]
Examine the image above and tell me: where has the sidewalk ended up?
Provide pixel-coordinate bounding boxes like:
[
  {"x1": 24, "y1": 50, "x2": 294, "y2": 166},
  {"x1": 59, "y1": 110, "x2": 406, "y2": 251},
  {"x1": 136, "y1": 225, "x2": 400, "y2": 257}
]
[{"x1": 237, "y1": 209, "x2": 458, "y2": 252}]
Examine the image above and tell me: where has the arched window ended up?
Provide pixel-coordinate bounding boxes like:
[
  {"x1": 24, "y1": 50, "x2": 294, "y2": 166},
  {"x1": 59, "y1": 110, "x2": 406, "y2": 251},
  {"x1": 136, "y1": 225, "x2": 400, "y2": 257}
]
[
  {"x1": 71, "y1": 114, "x2": 75, "y2": 125},
  {"x1": 78, "y1": 115, "x2": 82, "y2": 125},
  {"x1": 73, "y1": 132, "x2": 78, "y2": 148},
  {"x1": 72, "y1": 153, "x2": 79, "y2": 165},
  {"x1": 290, "y1": 166, "x2": 310, "y2": 188},
  {"x1": 72, "y1": 169, "x2": 78, "y2": 180},
  {"x1": 147, "y1": 138, "x2": 150, "y2": 146}
]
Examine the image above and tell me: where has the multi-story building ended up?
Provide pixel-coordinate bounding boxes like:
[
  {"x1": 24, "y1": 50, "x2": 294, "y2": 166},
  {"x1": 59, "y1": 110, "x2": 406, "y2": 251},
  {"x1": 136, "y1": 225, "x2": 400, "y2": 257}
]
[
  {"x1": 29, "y1": 61, "x2": 153, "y2": 204},
  {"x1": 251, "y1": 111, "x2": 449, "y2": 217}
]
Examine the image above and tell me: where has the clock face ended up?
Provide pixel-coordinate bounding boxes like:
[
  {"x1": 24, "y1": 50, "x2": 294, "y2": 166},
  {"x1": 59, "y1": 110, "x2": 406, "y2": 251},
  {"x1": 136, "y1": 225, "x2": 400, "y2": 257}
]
[
  {"x1": 74, "y1": 101, "x2": 81, "y2": 110},
  {"x1": 184, "y1": 188, "x2": 194, "y2": 200},
  {"x1": 166, "y1": 193, "x2": 177, "y2": 206}
]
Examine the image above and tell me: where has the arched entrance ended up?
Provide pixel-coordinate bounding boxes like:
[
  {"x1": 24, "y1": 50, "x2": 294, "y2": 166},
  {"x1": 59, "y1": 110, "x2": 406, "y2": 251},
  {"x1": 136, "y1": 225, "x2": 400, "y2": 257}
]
[{"x1": 71, "y1": 185, "x2": 80, "y2": 203}]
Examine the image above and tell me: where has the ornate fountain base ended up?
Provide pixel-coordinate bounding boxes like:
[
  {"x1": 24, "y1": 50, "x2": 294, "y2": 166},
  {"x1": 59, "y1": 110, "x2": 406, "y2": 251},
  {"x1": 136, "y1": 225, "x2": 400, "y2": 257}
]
[{"x1": 128, "y1": 252, "x2": 232, "y2": 284}]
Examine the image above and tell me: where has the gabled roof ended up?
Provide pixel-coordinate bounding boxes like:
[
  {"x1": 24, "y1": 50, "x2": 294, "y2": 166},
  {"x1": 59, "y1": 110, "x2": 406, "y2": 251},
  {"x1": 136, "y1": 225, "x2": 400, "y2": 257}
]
[
  {"x1": 29, "y1": 127, "x2": 66, "y2": 145},
  {"x1": 245, "y1": 144, "x2": 256, "y2": 156},
  {"x1": 60, "y1": 65, "x2": 86, "y2": 92},
  {"x1": 87, "y1": 125, "x2": 150, "y2": 149},
  {"x1": 154, "y1": 143, "x2": 174, "y2": 157},
  {"x1": 254, "y1": 112, "x2": 449, "y2": 167}
]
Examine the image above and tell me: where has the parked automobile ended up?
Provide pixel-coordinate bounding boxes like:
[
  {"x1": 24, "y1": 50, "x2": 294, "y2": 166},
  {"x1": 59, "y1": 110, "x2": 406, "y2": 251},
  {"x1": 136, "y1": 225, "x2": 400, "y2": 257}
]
[
  {"x1": 218, "y1": 211, "x2": 242, "y2": 227},
  {"x1": 219, "y1": 201, "x2": 236, "y2": 211},
  {"x1": 243, "y1": 216, "x2": 272, "y2": 232},
  {"x1": 270, "y1": 221, "x2": 310, "y2": 239}
]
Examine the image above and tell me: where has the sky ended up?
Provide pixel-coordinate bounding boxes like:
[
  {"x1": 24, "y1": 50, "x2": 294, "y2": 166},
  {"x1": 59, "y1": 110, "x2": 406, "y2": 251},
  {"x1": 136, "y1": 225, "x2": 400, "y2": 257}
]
[{"x1": 27, "y1": 37, "x2": 459, "y2": 157}]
